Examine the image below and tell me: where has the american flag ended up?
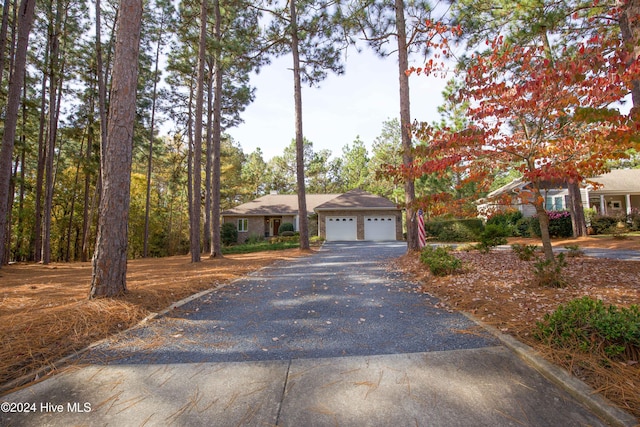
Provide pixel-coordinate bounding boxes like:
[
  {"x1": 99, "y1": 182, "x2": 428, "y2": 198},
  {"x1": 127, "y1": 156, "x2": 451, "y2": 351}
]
[{"x1": 417, "y1": 209, "x2": 426, "y2": 248}]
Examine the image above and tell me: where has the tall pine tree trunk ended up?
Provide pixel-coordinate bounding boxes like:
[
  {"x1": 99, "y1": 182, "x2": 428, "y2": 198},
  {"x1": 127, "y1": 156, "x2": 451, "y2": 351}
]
[
  {"x1": 90, "y1": 0, "x2": 142, "y2": 298},
  {"x1": 395, "y1": 0, "x2": 417, "y2": 251},
  {"x1": 143, "y1": 13, "x2": 164, "y2": 258},
  {"x1": 0, "y1": 0, "x2": 10, "y2": 92},
  {"x1": 42, "y1": 0, "x2": 63, "y2": 264},
  {"x1": 190, "y1": 0, "x2": 207, "y2": 263},
  {"x1": 0, "y1": 0, "x2": 36, "y2": 268},
  {"x1": 209, "y1": 0, "x2": 223, "y2": 258},
  {"x1": 81, "y1": 98, "x2": 94, "y2": 262},
  {"x1": 290, "y1": 0, "x2": 309, "y2": 250},
  {"x1": 33, "y1": 43, "x2": 48, "y2": 262},
  {"x1": 204, "y1": 58, "x2": 213, "y2": 254}
]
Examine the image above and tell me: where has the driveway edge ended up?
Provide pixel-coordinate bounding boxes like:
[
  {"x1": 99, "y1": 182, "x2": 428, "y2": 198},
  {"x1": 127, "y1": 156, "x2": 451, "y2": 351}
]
[
  {"x1": 0, "y1": 264, "x2": 276, "y2": 397},
  {"x1": 464, "y1": 313, "x2": 638, "y2": 427}
]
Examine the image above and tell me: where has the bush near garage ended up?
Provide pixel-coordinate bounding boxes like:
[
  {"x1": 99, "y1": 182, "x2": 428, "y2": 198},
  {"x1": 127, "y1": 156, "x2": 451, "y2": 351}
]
[
  {"x1": 424, "y1": 218, "x2": 484, "y2": 242},
  {"x1": 419, "y1": 246, "x2": 463, "y2": 276}
]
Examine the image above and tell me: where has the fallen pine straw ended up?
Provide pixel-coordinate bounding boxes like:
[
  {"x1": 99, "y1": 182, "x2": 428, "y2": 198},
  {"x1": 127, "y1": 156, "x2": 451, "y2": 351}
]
[
  {"x1": 0, "y1": 250, "x2": 307, "y2": 391},
  {"x1": 392, "y1": 250, "x2": 640, "y2": 419},
  {"x1": 1, "y1": 299, "x2": 147, "y2": 385}
]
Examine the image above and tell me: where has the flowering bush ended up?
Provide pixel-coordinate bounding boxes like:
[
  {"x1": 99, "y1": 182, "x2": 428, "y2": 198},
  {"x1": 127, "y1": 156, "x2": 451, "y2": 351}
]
[{"x1": 531, "y1": 210, "x2": 573, "y2": 238}]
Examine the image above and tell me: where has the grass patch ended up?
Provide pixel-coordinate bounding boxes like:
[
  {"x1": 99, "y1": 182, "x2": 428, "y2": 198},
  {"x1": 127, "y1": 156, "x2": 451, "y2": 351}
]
[{"x1": 222, "y1": 241, "x2": 300, "y2": 254}]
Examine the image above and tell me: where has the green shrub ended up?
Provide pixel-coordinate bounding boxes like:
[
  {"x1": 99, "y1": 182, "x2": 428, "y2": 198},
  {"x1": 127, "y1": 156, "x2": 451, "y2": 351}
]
[
  {"x1": 280, "y1": 230, "x2": 295, "y2": 237},
  {"x1": 245, "y1": 233, "x2": 265, "y2": 244},
  {"x1": 628, "y1": 208, "x2": 640, "y2": 231},
  {"x1": 279, "y1": 222, "x2": 295, "y2": 233},
  {"x1": 531, "y1": 211, "x2": 573, "y2": 238},
  {"x1": 270, "y1": 235, "x2": 298, "y2": 243},
  {"x1": 424, "y1": 219, "x2": 483, "y2": 242},
  {"x1": 547, "y1": 211, "x2": 573, "y2": 237},
  {"x1": 511, "y1": 243, "x2": 538, "y2": 261},
  {"x1": 475, "y1": 224, "x2": 508, "y2": 253},
  {"x1": 310, "y1": 235, "x2": 325, "y2": 245},
  {"x1": 419, "y1": 246, "x2": 462, "y2": 276},
  {"x1": 515, "y1": 217, "x2": 534, "y2": 237},
  {"x1": 564, "y1": 245, "x2": 584, "y2": 257},
  {"x1": 486, "y1": 210, "x2": 523, "y2": 236},
  {"x1": 532, "y1": 253, "x2": 567, "y2": 288},
  {"x1": 590, "y1": 215, "x2": 619, "y2": 235},
  {"x1": 536, "y1": 297, "x2": 640, "y2": 359},
  {"x1": 221, "y1": 222, "x2": 238, "y2": 246}
]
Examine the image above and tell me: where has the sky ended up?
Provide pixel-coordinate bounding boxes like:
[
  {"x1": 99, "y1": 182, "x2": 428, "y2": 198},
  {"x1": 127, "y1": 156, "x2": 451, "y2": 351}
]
[{"x1": 225, "y1": 48, "x2": 450, "y2": 161}]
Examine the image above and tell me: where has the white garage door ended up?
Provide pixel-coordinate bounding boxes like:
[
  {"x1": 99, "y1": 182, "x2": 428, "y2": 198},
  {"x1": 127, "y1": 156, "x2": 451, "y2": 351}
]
[
  {"x1": 325, "y1": 216, "x2": 357, "y2": 241},
  {"x1": 364, "y1": 216, "x2": 396, "y2": 241}
]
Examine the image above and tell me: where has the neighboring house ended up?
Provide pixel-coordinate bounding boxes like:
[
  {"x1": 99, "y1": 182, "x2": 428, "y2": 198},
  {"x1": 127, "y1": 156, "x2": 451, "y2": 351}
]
[
  {"x1": 221, "y1": 189, "x2": 402, "y2": 243},
  {"x1": 587, "y1": 169, "x2": 640, "y2": 216},
  {"x1": 478, "y1": 169, "x2": 640, "y2": 217}
]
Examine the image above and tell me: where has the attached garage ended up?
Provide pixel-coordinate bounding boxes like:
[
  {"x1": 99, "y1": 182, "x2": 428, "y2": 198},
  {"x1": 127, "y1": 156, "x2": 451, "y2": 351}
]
[
  {"x1": 364, "y1": 216, "x2": 396, "y2": 241},
  {"x1": 316, "y1": 189, "x2": 402, "y2": 242},
  {"x1": 325, "y1": 216, "x2": 357, "y2": 241}
]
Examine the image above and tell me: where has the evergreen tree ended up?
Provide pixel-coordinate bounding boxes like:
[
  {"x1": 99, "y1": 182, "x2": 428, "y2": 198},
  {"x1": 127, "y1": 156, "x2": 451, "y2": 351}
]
[{"x1": 260, "y1": 0, "x2": 353, "y2": 250}]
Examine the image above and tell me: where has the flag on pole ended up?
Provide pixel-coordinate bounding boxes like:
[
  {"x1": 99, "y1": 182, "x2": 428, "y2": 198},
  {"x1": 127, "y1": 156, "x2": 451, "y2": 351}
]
[{"x1": 417, "y1": 209, "x2": 426, "y2": 248}]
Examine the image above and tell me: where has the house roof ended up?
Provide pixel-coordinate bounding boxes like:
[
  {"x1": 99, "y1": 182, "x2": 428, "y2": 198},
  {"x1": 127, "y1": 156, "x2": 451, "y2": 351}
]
[
  {"x1": 589, "y1": 169, "x2": 640, "y2": 194},
  {"x1": 221, "y1": 189, "x2": 399, "y2": 216},
  {"x1": 315, "y1": 189, "x2": 399, "y2": 211},
  {"x1": 221, "y1": 193, "x2": 340, "y2": 216},
  {"x1": 483, "y1": 169, "x2": 640, "y2": 201},
  {"x1": 484, "y1": 178, "x2": 526, "y2": 200}
]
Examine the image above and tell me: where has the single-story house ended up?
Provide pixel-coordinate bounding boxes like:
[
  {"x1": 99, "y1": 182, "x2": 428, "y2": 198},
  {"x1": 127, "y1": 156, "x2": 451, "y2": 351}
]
[
  {"x1": 478, "y1": 169, "x2": 640, "y2": 217},
  {"x1": 221, "y1": 189, "x2": 403, "y2": 242}
]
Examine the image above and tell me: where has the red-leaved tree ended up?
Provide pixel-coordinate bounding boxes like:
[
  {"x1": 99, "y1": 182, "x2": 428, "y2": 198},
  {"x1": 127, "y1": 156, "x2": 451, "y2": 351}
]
[{"x1": 403, "y1": 23, "x2": 640, "y2": 262}]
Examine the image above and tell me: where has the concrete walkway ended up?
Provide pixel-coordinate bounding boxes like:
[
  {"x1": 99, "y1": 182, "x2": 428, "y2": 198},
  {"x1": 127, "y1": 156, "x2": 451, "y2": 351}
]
[{"x1": 1, "y1": 242, "x2": 636, "y2": 426}]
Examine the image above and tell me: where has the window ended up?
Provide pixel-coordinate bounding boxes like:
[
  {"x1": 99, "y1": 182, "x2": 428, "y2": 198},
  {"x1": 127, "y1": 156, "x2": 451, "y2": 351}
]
[
  {"x1": 238, "y1": 218, "x2": 248, "y2": 232},
  {"x1": 545, "y1": 196, "x2": 564, "y2": 211}
]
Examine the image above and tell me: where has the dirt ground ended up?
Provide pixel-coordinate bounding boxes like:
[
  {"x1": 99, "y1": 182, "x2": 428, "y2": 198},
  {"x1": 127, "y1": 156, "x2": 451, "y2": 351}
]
[
  {"x1": 1, "y1": 236, "x2": 639, "y2": 419},
  {"x1": 392, "y1": 235, "x2": 640, "y2": 419}
]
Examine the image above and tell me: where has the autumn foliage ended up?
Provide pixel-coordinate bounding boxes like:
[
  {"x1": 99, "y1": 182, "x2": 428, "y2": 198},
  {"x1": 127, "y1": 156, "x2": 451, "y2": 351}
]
[{"x1": 396, "y1": 19, "x2": 640, "y2": 260}]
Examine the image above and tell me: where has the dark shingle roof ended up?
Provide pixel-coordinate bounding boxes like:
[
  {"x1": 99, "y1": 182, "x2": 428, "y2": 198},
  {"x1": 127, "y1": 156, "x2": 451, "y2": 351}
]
[
  {"x1": 315, "y1": 189, "x2": 399, "y2": 211},
  {"x1": 221, "y1": 194, "x2": 340, "y2": 216},
  {"x1": 221, "y1": 189, "x2": 399, "y2": 216}
]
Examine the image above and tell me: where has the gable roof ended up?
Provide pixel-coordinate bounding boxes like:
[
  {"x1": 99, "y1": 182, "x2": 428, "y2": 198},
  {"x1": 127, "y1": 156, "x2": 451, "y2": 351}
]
[
  {"x1": 485, "y1": 178, "x2": 526, "y2": 200},
  {"x1": 315, "y1": 189, "x2": 399, "y2": 211},
  {"x1": 589, "y1": 169, "x2": 640, "y2": 194},
  {"x1": 482, "y1": 169, "x2": 640, "y2": 201},
  {"x1": 221, "y1": 189, "x2": 399, "y2": 216},
  {"x1": 221, "y1": 193, "x2": 340, "y2": 216}
]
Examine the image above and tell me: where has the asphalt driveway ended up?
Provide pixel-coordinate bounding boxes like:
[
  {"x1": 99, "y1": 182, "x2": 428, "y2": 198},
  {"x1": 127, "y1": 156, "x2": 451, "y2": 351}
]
[{"x1": 1, "y1": 242, "x2": 631, "y2": 426}]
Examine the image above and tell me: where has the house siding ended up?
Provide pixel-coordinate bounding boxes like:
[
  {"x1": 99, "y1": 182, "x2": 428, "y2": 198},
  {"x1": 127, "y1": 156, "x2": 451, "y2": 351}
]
[{"x1": 222, "y1": 215, "x2": 300, "y2": 244}]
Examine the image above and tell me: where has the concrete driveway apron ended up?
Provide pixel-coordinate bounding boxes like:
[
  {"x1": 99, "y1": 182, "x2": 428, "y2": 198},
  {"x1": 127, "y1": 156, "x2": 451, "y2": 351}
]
[{"x1": 1, "y1": 242, "x2": 623, "y2": 426}]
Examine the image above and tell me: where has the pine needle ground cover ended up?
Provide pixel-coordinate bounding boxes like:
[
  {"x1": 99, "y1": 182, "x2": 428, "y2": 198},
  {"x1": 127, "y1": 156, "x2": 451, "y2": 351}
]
[
  {"x1": 394, "y1": 236, "x2": 640, "y2": 419},
  {"x1": 0, "y1": 249, "x2": 307, "y2": 391}
]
